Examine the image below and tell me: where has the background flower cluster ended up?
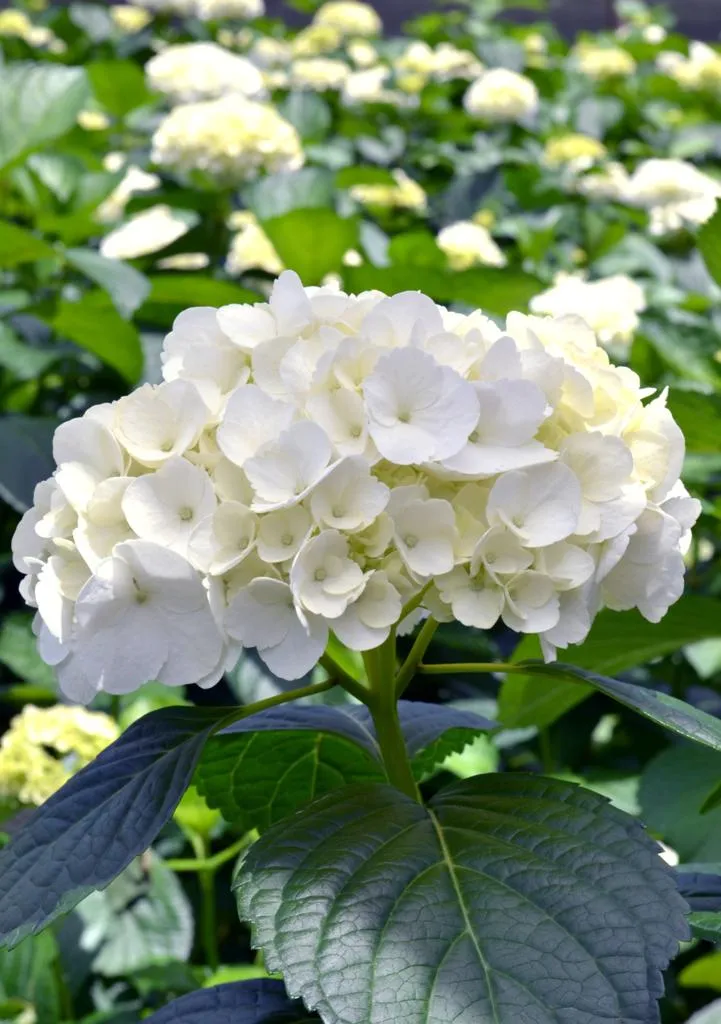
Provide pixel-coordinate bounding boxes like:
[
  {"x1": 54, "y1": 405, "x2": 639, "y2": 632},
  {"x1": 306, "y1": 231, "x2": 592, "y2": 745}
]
[{"x1": 1, "y1": 0, "x2": 721, "y2": 1020}]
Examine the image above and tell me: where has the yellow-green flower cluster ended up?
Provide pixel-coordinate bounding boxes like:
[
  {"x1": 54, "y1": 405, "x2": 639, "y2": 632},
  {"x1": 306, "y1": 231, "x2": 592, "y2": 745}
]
[
  {"x1": 349, "y1": 169, "x2": 426, "y2": 212},
  {"x1": 151, "y1": 93, "x2": 304, "y2": 184},
  {"x1": 0, "y1": 705, "x2": 119, "y2": 808},
  {"x1": 544, "y1": 134, "x2": 607, "y2": 172},
  {"x1": 573, "y1": 43, "x2": 636, "y2": 79}
]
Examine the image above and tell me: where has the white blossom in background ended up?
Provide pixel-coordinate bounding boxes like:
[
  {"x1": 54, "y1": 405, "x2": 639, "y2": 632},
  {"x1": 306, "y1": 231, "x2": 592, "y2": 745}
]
[
  {"x1": 572, "y1": 43, "x2": 636, "y2": 79},
  {"x1": 437, "y1": 221, "x2": 507, "y2": 270},
  {"x1": 395, "y1": 41, "x2": 483, "y2": 85},
  {"x1": 15, "y1": 271, "x2": 699, "y2": 699},
  {"x1": 530, "y1": 274, "x2": 646, "y2": 347},
  {"x1": 658, "y1": 42, "x2": 721, "y2": 94},
  {"x1": 99, "y1": 205, "x2": 191, "y2": 260},
  {"x1": 312, "y1": 1, "x2": 381, "y2": 37},
  {"x1": 349, "y1": 169, "x2": 427, "y2": 212},
  {"x1": 146, "y1": 42, "x2": 265, "y2": 103},
  {"x1": 290, "y1": 57, "x2": 351, "y2": 92},
  {"x1": 151, "y1": 94, "x2": 304, "y2": 184},
  {"x1": 96, "y1": 165, "x2": 161, "y2": 224},
  {"x1": 626, "y1": 158, "x2": 721, "y2": 234},
  {"x1": 226, "y1": 211, "x2": 284, "y2": 277},
  {"x1": 194, "y1": 0, "x2": 264, "y2": 17},
  {"x1": 463, "y1": 68, "x2": 539, "y2": 124}
]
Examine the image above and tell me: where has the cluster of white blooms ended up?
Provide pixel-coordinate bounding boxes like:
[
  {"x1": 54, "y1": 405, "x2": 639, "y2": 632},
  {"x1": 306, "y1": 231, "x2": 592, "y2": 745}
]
[
  {"x1": 579, "y1": 158, "x2": 721, "y2": 235},
  {"x1": 349, "y1": 169, "x2": 427, "y2": 212},
  {"x1": 463, "y1": 68, "x2": 539, "y2": 124},
  {"x1": 530, "y1": 274, "x2": 646, "y2": 348},
  {"x1": 436, "y1": 221, "x2": 506, "y2": 270},
  {"x1": 543, "y1": 134, "x2": 607, "y2": 174},
  {"x1": 395, "y1": 41, "x2": 483, "y2": 87},
  {"x1": 290, "y1": 57, "x2": 350, "y2": 92},
  {"x1": 146, "y1": 42, "x2": 265, "y2": 103},
  {"x1": 658, "y1": 42, "x2": 721, "y2": 93},
  {"x1": 151, "y1": 94, "x2": 304, "y2": 184},
  {"x1": 133, "y1": 0, "x2": 264, "y2": 15},
  {"x1": 99, "y1": 205, "x2": 191, "y2": 260},
  {"x1": 572, "y1": 43, "x2": 636, "y2": 79},
  {"x1": 312, "y1": 0, "x2": 381, "y2": 38},
  {"x1": 15, "y1": 272, "x2": 699, "y2": 700},
  {"x1": 97, "y1": 164, "x2": 160, "y2": 223}
]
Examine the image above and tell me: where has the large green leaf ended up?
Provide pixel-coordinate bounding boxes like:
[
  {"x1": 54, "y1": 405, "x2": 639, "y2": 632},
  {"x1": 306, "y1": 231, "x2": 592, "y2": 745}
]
[
  {"x1": 343, "y1": 264, "x2": 541, "y2": 316},
  {"x1": 0, "y1": 416, "x2": 57, "y2": 512},
  {"x1": 76, "y1": 854, "x2": 193, "y2": 977},
  {"x1": 196, "y1": 702, "x2": 494, "y2": 831},
  {"x1": 65, "y1": 249, "x2": 150, "y2": 319},
  {"x1": 0, "y1": 707, "x2": 227, "y2": 948},
  {"x1": 520, "y1": 663, "x2": 721, "y2": 752},
  {"x1": 688, "y1": 914, "x2": 721, "y2": 944},
  {"x1": 639, "y1": 745, "x2": 721, "y2": 862},
  {"x1": 281, "y1": 93, "x2": 331, "y2": 143},
  {"x1": 137, "y1": 276, "x2": 260, "y2": 328},
  {"x1": 0, "y1": 221, "x2": 56, "y2": 267},
  {"x1": 244, "y1": 168, "x2": 335, "y2": 220},
  {"x1": 499, "y1": 597, "x2": 721, "y2": 729},
  {"x1": 668, "y1": 388, "x2": 721, "y2": 452},
  {"x1": 145, "y1": 980, "x2": 316, "y2": 1023},
  {"x1": 236, "y1": 775, "x2": 687, "y2": 1024},
  {"x1": 87, "y1": 60, "x2": 152, "y2": 117},
  {"x1": 0, "y1": 932, "x2": 60, "y2": 1023},
  {"x1": 0, "y1": 64, "x2": 90, "y2": 170},
  {"x1": 262, "y1": 209, "x2": 358, "y2": 286},
  {"x1": 51, "y1": 293, "x2": 143, "y2": 383},
  {"x1": 698, "y1": 206, "x2": 721, "y2": 288}
]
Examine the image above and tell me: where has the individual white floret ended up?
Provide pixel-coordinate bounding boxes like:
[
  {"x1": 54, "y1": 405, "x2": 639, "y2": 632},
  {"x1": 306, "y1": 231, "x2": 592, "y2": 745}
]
[
  {"x1": 310, "y1": 456, "x2": 389, "y2": 531},
  {"x1": 486, "y1": 463, "x2": 582, "y2": 548},
  {"x1": 217, "y1": 385, "x2": 295, "y2": 468},
  {"x1": 332, "y1": 571, "x2": 402, "y2": 650},
  {"x1": 53, "y1": 413, "x2": 126, "y2": 514},
  {"x1": 188, "y1": 502, "x2": 258, "y2": 575},
  {"x1": 113, "y1": 381, "x2": 208, "y2": 467},
  {"x1": 392, "y1": 498, "x2": 457, "y2": 577},
  {"x1": 161, "y1": 307, "x2": 251, "y2": 414},
  {"x1": 290, "y1": 530, "x2": 365, "y2": 618},
  {"x1": 244, "y1": 421, "x2": 333, "y2": 512},
  {"x1": 256, "y1": 506, "x2": 312, "y2": 563},
  {"x1": 363, "y1": 349, "x2": 479, "y2": 464},
  {"x1": 122, "y1": 457, "x2": 216, "y2": 557},
  {"x1": 74, "y1": 477, "x2": 134, "y2": 571}
]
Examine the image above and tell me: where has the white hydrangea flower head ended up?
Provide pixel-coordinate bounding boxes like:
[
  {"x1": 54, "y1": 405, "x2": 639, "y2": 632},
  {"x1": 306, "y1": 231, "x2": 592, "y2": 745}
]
[
  {"x1": 151, "y1": 94, "x2": 304, "y2": 184},
  {"x1": 349, "y1": 169, "x2": 427, "y2": 212},
  {"x1": 312, "y1": 0, "x2": 381, "y2": 37},
  {"x1": 625, "y1": 158, "x2": 721, "y2": 234},
  {"x1": 194, "y1": 0, "x2": 264, "y2": 17},
  {"x1": 658, "y1": 41, "x2": 721, "y2": 94},
  {"x1": 437, "y1": 221, "x2": 507, "y2": 271},
  {"x1": 145, "y1": 42, "x2": 265, "y2": 103},
  {"x1": 15, "y1": 270, "x2": 699, "y2": 697},
  {"x1": 395, "y1": 41, "x2": 483, "y2": 84},
  {"x1": 290, "y1": 57, "x2": 351, "y2": 92},
  {"x1": 573, "y1": 43, "x2": 636, "y2": 79},
  {"x1": 463, "y1": 67, "x2": 539, "y2": 124},
  {"x1": 530, "y1": 274, "x2": 646, "y2": 347},
  {"x1": 226, "y1": 211, "x2": 284, "y2": 277}
]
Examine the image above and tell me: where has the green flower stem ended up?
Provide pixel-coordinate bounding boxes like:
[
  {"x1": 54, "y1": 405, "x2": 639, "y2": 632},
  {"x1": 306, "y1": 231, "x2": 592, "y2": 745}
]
[
  {"x1": 165, "y1": 832, "x2": 254, "y2": 874},
  {"x1": 364, "y1": 637, "x2": 420, "y2": 803},
  {"x1": 418, "y1": 662, "x2": 525, "y2": 675},
  {"x1": 190, "y1": 833, "x2": 219, "y2": 972},
  {"x1": 319, "y1": 652, "x2": 369, "y2": 702},
  {"x1": 219, "y1": 677, "x2": 338, "y2": 731},
  {"x1": 394, "y1": 617, "x2": 439, "y2": 697}
]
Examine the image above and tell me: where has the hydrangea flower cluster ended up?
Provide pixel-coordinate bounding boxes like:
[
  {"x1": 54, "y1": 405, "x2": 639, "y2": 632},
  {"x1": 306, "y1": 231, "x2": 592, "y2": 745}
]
[
  {"x1": 146, "y1": 42, "x2": 266, "y2": 103},
  {"x1": 0, "y1": 705, "x2": 118, "y2": 807},
  {"x1": 530, "y1": 274, "x2": 647, "y2": 348},
  {"x1": 150, "y1": 94, "x2": 304, "y2": 184},
  {"x1": 463, "y1": 68, "x2": 539, "y2": 124},
  {"x1": 14, "y1": 272, "x2": 699, "y2": 701}
]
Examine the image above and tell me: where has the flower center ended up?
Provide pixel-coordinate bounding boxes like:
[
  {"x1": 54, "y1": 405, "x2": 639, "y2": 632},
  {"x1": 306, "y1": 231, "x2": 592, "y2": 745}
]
[
  {"x1": 179, "y1": 506, "x2": 194, "y2": 522},
  {"x1": 281, "y1": 532, "x2": 294, "y2": 546},
  {"x1": 314, "y1": 567, "x2": 328, "y2": 582},
  {"x1": 349, "y1": 425, "x2": 362, "y2": 439},
  {"x1": 397, "y1": 411, "x2": 411, "y2": 424},
  {"x1": 404, "y1": 534, "x2": 418, "y2": 549},
  {"x1": 331, "y1": 505, "x2": 345, "y2": 519}
]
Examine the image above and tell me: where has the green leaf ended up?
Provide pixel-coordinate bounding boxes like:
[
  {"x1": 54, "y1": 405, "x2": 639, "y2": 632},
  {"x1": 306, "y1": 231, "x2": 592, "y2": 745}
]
[
  {"x1": 499, "y1": 597, "x2": 721, "y2": 729},
  {"x1": 76, "y1": 854, "x2": 193, "y2": 977},
  {"x1": 639, "y1": 745, "x2": 721, "y2": 862},
  {"x1": 281, "y1": 93, "x2": 331, "y2": 142},
  {"x1": 668, "y1": 388, "x2": 721, "y2": 452},
  {"x1": 262, "y1": 209, "x2": 358, "y2": 285},
  {"x1": 0, "y1": 614, "x2": 56, "y2": 689},
  {"x1": 702, "y1": 780, "x2": 721, "y2": 814},
  {"x1": 145, "y1": 980, "x2": 315, "y2": 1023},
  {"x1": 698, "y1": 206, "x2": 721, "y2": 288},
  {"x1": 679, "y1": 951, "x2": 721, "y2": 990},
  {"x1": 688, "y1": 914, "x2": 721, "y2": 944},
  {"x1": 343, "y1": 264, "x2": 541, "y2": 316},
  {"x1": 50, "y1": 293, "x2": 143, "y2": 382},
  {"x1": 137, "y1": 276, "x2": 260, "y2": 328},
  {"x1": 87, "y1": 61, "x2": 151, "y2": 117},
  {"x1": 0, "y1": 707, "x2": 227, "y2": 948},
  {"x1": 0, "y1": 222, "x2": 56, "y2": 267},
  {"x1": 521, "y1": 663, "x2": 721, "y2": 752},
  {"x1": 0, "y1": 933, "x2": 60, "y2": 1023},
  {"x1": 0, "y1": 324, "x2": 58, "y2": 381},
  {"x1": 65, "y1": 249, "x2": 150, "y2": 319},
  {"x1": 244, "y1": 168, "x2": 334, "y2": 220},
  {"x1": 196, "y1": 702, "x2": 494, "y2": 831},
  {"x1": 0, "y1": 64, "x2": 90, "y2": 171},
  {"x1": 236, "y1": 775, "x2": 688, "y2": 1024},
  {"x1": 0, "y1": 416, "x2": 57, "y2": 512}
]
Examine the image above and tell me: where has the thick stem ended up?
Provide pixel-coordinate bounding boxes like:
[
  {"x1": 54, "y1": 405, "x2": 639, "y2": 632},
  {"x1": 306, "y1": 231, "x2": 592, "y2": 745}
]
[
  {"x1": 364, "y1": 637, "x2": 420, "y2": 803},
  {"x1": 394, "y1": 617, "x2": 438, "y2": 697},
  {"x1": 190, "y1": 834, "x2": 219, "y2": 971}
]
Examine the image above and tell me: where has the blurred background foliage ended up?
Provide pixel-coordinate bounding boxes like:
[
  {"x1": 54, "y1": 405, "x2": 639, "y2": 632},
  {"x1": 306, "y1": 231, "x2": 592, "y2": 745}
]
[{"x1": 1, "y1": 0, "x2": 721, "y2": 1020}]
